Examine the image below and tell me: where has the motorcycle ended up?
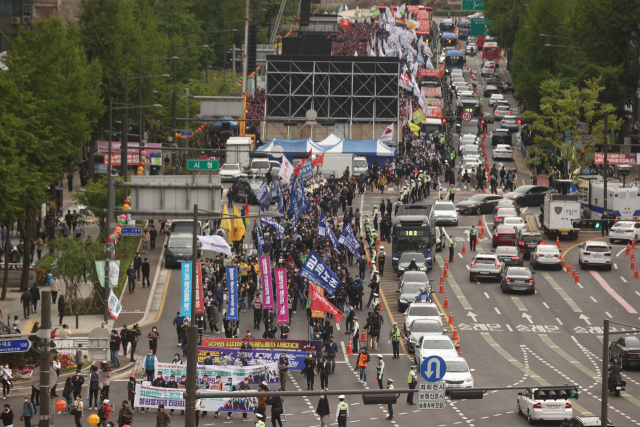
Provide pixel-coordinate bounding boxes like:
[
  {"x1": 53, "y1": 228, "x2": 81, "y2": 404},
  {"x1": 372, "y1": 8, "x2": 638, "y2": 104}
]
[{"x1": 608, "y1": 375, "x2": 626, "y2": 397}]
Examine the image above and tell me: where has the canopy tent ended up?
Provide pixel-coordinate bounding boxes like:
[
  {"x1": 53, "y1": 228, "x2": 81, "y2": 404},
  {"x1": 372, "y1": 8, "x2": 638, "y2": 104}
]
[
  {"x1": 212, "y1": 116, "x2": 238, "y2": 129},
  {"x1": 257, "y1": 138, "x2": 327, "y2": 162},
  {"x1": 317, "y1": 133, "x2": 343, "y2": 147},
  {"x1": 324, "y1": 139, "x2": 396, "y2": 166}
]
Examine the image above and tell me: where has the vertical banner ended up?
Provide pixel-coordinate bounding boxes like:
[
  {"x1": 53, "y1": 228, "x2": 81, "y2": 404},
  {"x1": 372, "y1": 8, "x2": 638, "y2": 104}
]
[
  {"x1": 275, "y1": 268, "x2": 289, "y2": 324},
  {"x1": 108, "y1": 289, "x2": 123, "y2": 319},
  {"x1": 180, "y1": 261, "x2": 192, "y2": 317},
  {"x1": 195, "y1": 260, "x2": 204, "y2": 314},
  {"x1": 311, "y1": 285, "x2": 324, "y2": 318},
  {"x1": 226, "y1": 266, "x2": 238, "y2": 321},
  {"x1": 259, "y1": 256, "x2": 274, "y2": 309}
]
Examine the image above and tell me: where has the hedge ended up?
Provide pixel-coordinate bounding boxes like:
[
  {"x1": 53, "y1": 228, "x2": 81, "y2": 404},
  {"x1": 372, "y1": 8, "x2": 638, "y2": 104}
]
[{"x1": 433, "y1": 10, "x2": 476, "y2": 16}]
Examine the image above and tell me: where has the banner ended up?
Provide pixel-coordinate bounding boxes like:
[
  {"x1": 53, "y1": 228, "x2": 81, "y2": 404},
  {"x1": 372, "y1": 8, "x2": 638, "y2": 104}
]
[
  {"x1": 197, "y1": 348, "x2": 310, "y2": 370},
  {"x1": 318, "y1": 210, "x2": 341, "y2": 254},
  {"x1": 95, "y1": 260, "x2": 120, "y2": 288},
  {"x1": 424, "y1": 107, "x2": 443, "y2": 117},
  {"x1": 339, "y1": 223, "x2": 362, "y2": 260},
  {"x1": 154, "y1": 362, "x2": 279, "y2": 387},
  {"x1": 255, "y1": 178, "x2": 271, "y2": 204},
  {"x1": 180, "y1": 261, "x2": 192, "y2": 317},
  {"x1": 299, "y1": 249, "x2": 342, "y2": 296},
  {"x1": 226, "y1": 266, "x2": 238, "y2": 321},
  {"x1": 379, "y1": 123, "x2": 394, "y2": 143},
  {"x1": 107, "y1": 289, "x2": 122, "y2": 319},
  {"x1": 417, "y1": 62, "x2": 445, "y2": 79},
  {"x1": 256, "y1": 225, "x2": 264, "y2": 257},
  {"x1": 195, "y1": 260, "x2": 204, "y2": 314},
  {"x1": 311, "y1": 154, "x2": 324, "y2": 166},
  {"x1": 309, "y1": 284, "x2": 343, "y2": 323},
  {"x1": 97, "y1": 141, "x2": 162, "y2": 154},
  {"x1": 594, "y1": 153, "x2": 638, "y2": 164},
  {"x1": 201, "y1": 338, "x2": 322, "y2": 354},
  {"x1": 421, "y1": 86, "x2": 442, "y2": 98},
  {"x1": 278, "y1": 157, "x2": 294, "y2": 181},
  {"x1": 311, "y1": 286, "x2": 324, "y2": 318},
  {"x1": 261, "y1": 218, "x2": 284, "y2": 239},
  {"x1": 197, "y1": 235, "x2": 232, "y2": 256},
  {"x1": 299, "y1": 157, "x2": 314, "y2": 180},
  {"x1": 275, "y1": 268, "x2": 289, "y2": 324},
  {"x1": 259, "y1": 256, "x2": 274, "y2": 309}
]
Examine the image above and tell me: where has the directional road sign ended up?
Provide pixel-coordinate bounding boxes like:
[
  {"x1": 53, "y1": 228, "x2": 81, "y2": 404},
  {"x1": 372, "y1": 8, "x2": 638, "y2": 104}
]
[
  {"x1": 462, "y1": 111, "x2": 473, "y2": 122},
  {"x1": 180, "y1": 131, "x2": 193, "y2": 137},
  {"x1": 31, "y1": 365, "x2": 58, "y2": 389},
  {"x1": 186, "y1": 159, "x2": 220, "y2": 171},
  {"x1": 420, "y1": 355, "x2": 447, "y2": 382},
  {"x1": 418, "y1": 381, "x2": 446, "y2": 410},
  {"x1": 120, "y1": 227, "x2": 142, "y2": 237},
  {"x1": 0, "y1": 339, "x2": 31, "y2": 353}
]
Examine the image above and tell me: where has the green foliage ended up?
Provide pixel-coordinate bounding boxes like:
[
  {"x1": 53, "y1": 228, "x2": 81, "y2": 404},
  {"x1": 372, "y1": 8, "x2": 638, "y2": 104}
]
[
  {"x1": 71, "y1": 175, "x2": 128, "y2": 240},
  {"x1": 483, "y1": 0, "x2": 526, "y2": 49}
]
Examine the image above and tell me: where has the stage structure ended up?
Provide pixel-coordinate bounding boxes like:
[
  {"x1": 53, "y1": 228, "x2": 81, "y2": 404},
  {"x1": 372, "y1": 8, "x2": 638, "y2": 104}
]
[{"x1": 264, "y1": 56, "x2": 399, "y2": 141}]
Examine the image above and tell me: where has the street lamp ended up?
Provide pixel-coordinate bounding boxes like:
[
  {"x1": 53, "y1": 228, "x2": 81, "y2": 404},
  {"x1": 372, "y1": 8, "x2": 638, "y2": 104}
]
[
  {"x1": 542, "y1": 39, "x2": 580, "y2": 90},
  {"x1": 207, "y1": 28, "x2": 238, "y2": 74}
]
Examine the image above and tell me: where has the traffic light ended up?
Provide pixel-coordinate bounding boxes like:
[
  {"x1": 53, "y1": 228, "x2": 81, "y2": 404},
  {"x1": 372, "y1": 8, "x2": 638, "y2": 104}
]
[
  {"x1": 450, "y1": 390, "x2": 484, "y2": 400},
  {"x1": 572, "y1": 220, "x2": 601, "y2": 229},
  {"x1": 441, "y1": 118, "x2": 447, "y2": 124},
  {"x1": 517, "y1": 119, "x2": 522, "y2": 125},
  {"x1": 533, "y1": 387, "x2": 579, "y2": 401}
]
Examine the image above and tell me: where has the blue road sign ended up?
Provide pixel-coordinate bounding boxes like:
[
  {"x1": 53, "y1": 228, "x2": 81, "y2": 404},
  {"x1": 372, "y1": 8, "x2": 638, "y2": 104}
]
[
  {"x1": 567, "y1": 186, "x2": 578, "y2": 195},
  {"x1": 0, "y1": 339, "x2": 32, "y2": 353},
  {"x1": 420, "y1": 355, "x2": 447, "y2": 382},
  {"x1": 120, "y1": 227, "x2": 143, "y2": 237},
  {"x1": 180, "y1": 131, "x2": 193, "y2": 137}
]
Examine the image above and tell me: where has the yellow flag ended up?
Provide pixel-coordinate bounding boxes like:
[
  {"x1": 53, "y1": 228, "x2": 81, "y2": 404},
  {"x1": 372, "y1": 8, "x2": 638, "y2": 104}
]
[
  {"x1": 409, "y1": 121, "x2": 420, "y2": 135},
  {"x1": 220, "y1": 203, "x2": 233, "y2": 243},
  {"x1": 232, "y1": 203, "x2": 246, "y2": 242}
]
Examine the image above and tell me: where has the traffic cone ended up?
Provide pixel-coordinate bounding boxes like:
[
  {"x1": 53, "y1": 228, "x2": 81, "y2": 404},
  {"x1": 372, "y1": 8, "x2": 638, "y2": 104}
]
[
  {"x1": 461, "y1": 243, "x2": 467, "y2": 254},
  {"x1": 631, "y1": 259, "x2": 635, "y2": 270},
  {"x1": 626, "y1": 242, "x2": 631, "y2": 255},
  {"x1": 443, "y1": 267, "x2": 449, "y2": 277},
  {"x1": 439, "y1": 281, "x2": 445, "y2": 293},
  {"x1": 346, "y1": 338, "x2": 354, "y2": 355},
  {"x1": 479, "y1": 227, "x2": 484, "y2": 239},
  {"x1": 566, "y1": 262, "x2": 571, "y2": 274},
  {"x1": 452, "y1": 326, "x2": 460, "y2": 340},
  {"x1": 443, "y1": 294, "x2": 449, "y2": 308},
  {"x1": 634, "y1": 267, "x2": 639, "y2": 279},
  {"x1": 556, "y1": 236, "x2": 560, "y2": 248},
  {"x1": 572, "y1": 267, "x2": 576, "y2": 278},
  {"x1": 483, "y1": 186, "x2": 487, "y2": 194},
  {"x1": 456, "y1": 345, "x2": 462, "y2": 355},
  {"x1": 574, "y1": 272, "x2": 579, "y2": 283},
  {"x1": 360, "y1": 328, "x2": 367, "y2": 342},
  {"x1": 478, "y1": 216, "x2": 483, "y2": 226},
  {"x1": 562, "y1": 258, "x2": 566, "y2": 269},
  {"x1": 631, "y1": 251, "x2": 635, "y2": 262},
  {"x1": 448, "y1": 310, "x2": 454, "y2": 325}
]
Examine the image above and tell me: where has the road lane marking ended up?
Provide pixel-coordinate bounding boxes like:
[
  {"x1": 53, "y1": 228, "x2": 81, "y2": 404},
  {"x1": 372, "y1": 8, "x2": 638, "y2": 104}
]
[
  {"x1": 484, "y1": 292, "x2": 490, "y2": 299},
  {"x1": 590, "y1": 296, "x2": 597, "y2": 303},
  {"x1": 590, "y1": 270, "x2": 637, "y2": 313},
  {"x1": 511, "y1": 296, "x2": 527, "y2": 311},
  {"x1": 605, "y1": 312, "x2": 613, "y2": 318},
  {"x1": 556, "y1": 318, "x2": 563, "y2": 325},
  {"x1": 540, "y1": 271, "x2": 582, "y2": 312},
  {"x1": 621, "y1": 277, "x2": 628, "y2": 283},
  {"x1": 617, "y1": 248, "x2": 626, "y2": 257},
  {"x1": 481, "y1": 333, "x2": 549, "y2": 385},
  {"x1": 494, "y1": 307, "x2": 501, "y2": 314},
  {"x1": 435, "y1": 253, "x2": 472, "y2": 310},
  {"x1": 614, "y1": 263, "x2": 618, "y2": 269},
  {"x1": 542, "y1": 302, "x2": 550, "y2": 309}
]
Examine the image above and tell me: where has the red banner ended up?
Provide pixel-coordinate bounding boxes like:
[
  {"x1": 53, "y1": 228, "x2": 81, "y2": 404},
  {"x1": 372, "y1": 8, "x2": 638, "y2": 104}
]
[
  {"x1": 312, "y1": 154, "x2": 324, "y2": 167},
  {"x1": 594, "y1": 153, "x2": 638, "y2": 165},
  {"x1": 425, "y1": 107, "x2": 443, "y2": 118},
  {"x1": 421, "y1": 87, "x2": 442, "y2": 98},
  {"x1": 309, "y1": 284, "x2": 343, "y2": 323},
  {"x1": 195, "y1": 260, "x2": 204, "y2": 314},
  {"x1": 294, "y1": 158, "x2": 307, "y2": 175},
  {"x1": 417, "y1": 62, "x2": 445, "y2": 79},
  {"x1": 104, "y1": 153, "x2": 140, "y2": 166}
]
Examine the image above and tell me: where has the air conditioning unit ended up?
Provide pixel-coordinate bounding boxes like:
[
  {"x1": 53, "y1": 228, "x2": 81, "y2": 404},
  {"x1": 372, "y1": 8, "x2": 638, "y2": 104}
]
[
  {"x1": 23, "y1": 16, "x2": 31, "y2": 24},
  {"x1": 11, "y1": 17, "x2": 21, "y2": 25},
  {"x1": 24, "y1": 1, "x2": 32, "y2": 14}
]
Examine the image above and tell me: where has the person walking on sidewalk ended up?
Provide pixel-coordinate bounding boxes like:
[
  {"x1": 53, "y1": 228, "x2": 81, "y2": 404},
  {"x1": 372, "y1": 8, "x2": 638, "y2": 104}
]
[
  {"x1": 50, "y1": 276, "x2": 60, "y2": 304},
  {"x1": 29, "y1": 283, "x2": 40, "y2": 314},
  {"x1": 149, "y1": 225, "x2": 158, "y2": 250},
  {"x1": 127, "y1": 376, "x2": 137, "y2": 413},
  {"x1": 109, "y1": 330, "x2": 121, "y2": 368},
  {"x1": 142, "y1": 229, "x2": 150, "y2": 253},
  {"x1": 23, "y1": 397, "x2": 36, "y2": 427},
  {"x1": 316, "y1": 395, "x2": 330, "y2": 427},
  {"x1": 127, "y1": 264, "x2": 136, "y2": 294},
  {"x1": 1, "y1": 365, "x2": 11, "y2": 398},
  {"x1": 148, "y1": 327, "x2": 160, "y2": 354},
  {"x1": 20, "y1": 290, "x2": 32, "y2": 319},
  {"x1": 141, "y1": 258, "x2": 151, "y2": 288},
  {"x1": 133, "y1": 253, "x2": 142, "y2": 281},
  {"x1": 129, "y1": 324, "x2": 141, "y2": 362},
  {"x1": 173, "y1": 313, "x2": 184, "y2": 346},
  {"x1": 58, "y1": 295, "x2": 66, "y2": 325},
  {"x1": 120, "y1": 326, "x2": 130, "y2": 358}
]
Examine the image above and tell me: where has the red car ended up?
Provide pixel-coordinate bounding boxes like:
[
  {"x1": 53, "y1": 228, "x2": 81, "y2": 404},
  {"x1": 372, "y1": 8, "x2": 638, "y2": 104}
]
[{"x1": 492, "y1": 225, "x2": 517, "y2": 248}]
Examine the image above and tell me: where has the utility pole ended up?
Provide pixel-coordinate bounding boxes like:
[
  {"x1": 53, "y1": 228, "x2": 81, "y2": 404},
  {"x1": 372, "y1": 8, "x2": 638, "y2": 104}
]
[
  {"x1": 603, "y1": 113, "x2": 609, "y2": 213},
  {"x1": 242, "y1": 0, "x2": 250, "y2": 94},
  {"x1": 184, "y1": 204, "x2": 199, "y2": 427},
  {"x1": 105, "y1": 99, "x2": 115, "y2": 322},
  {"x1": 139, "y1": 55, "x2": 145, "y2": 173},
  {"x1": 38, "y1": 290, "x2": 51, "y2": 427},
  {"x1": 601, "y1": 319, "x2": 609, "y2": 427},
  {"x1": 172, "y1": 43, "x2": 178, "y2": 148},
  {"x1": 123, "y1": 71, "x2": 129, "y2": 182}
]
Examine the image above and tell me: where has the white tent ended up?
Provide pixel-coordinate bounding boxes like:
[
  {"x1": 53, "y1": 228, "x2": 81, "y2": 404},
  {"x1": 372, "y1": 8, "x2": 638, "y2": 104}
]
[{"x1": 317, "y1": 134, "x2": 343, "y2": 147}]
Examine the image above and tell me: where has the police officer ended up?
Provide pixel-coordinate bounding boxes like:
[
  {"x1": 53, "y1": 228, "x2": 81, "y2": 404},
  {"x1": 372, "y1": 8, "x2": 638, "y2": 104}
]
[
  {"x1": 601, "y1": 210, "x2": 610, "y2": 236},
  {"x1": 449, "y1": 186, "x2": 455, "y2": 203},
  {"x1": 255, "y1": 413, "x2": 266, "y2": 427},
  {"x1": 388, "y1": 323, "x2": 405, "y2": 359},
  {"x1": 351, "y1": 317, "x2": 360, "y2": 353},
  {"x1": 377, "y1": 246, "x2": 386, "y2": 276},
  {"x1": 407, "y1": 366, "x2": 418, "y2": 405},
  {"x1": 372, "y1": 293, "x2": 381, "y2": 311},
  {"x1": 376, "y1": 355, "x2": 385, "y2": 389},
  {"x1": 407, "y1": 258, "x2": 419, "y2": 270},
  {"x1": 438, "y1": 187, "x2": 443, "y2": 201},
  {"x1": 336, "y1": 395, "x2": 349, "y2": 427},
  {"x1": 415, "y1": 287, "x2": 431, "y2": 303},
  {"x1": 469, "y1": 225, "x2": 477, "y2": 251},
  {"x1": 448, "y1": 236, "x2": 455, "y2": 262},
  {"x1": 386, "y1": 379, "x2": 395, "y2": 420}
]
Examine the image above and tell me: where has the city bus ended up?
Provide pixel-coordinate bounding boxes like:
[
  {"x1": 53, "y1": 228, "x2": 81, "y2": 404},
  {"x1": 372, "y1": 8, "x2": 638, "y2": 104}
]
[
  {"x1": 392, "y1": 204, "x2": 437, "y2": 270},
  {"x1": 458, "y1": 20, "x2": 471, "y2": 38},
  {"x1": 482, "y1": 41, "x2": 500, "y2": 63},
  {"x1": 441, "y1": 32, "x2": 457, "y2": 48},
  {"x1": 439, "y1": 19, "x2": 455, "y2": 34},
  {"x1": 445, "y1": 50, "x2": 465, "y2": 72}
]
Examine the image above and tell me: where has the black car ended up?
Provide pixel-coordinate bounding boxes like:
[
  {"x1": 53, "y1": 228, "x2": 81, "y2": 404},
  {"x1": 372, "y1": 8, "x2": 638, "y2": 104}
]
[
  {"x1": 500, "y1": 267, "x2": 535, "y2": 294},
  {"x1": 491, "y1": 129, "x2": 512, "y2": 146},
  {"x1": 231, "y1": 178, "x2": 262, "y2": 204},
  {"x1": 456, "y1": 194, "x2": 503, "y2": 215},
  {"x1": 504, "y1": 185, "x2": 551, "y2": 207},
  {"x1": 494, "y1": 246, "x2": 523, "y2": 267},
  {"x1": 560, "y1": 417, "x2": 614, "y2": 427},
  {"x1": 397, "y1": 282, "x2": 431, "y2": 313},
  {"x1": 483, "y1": 85, "x2": 499, "y2": 97},
  {"x1": 609, "y1": 336, "x2": 640, "y2": 368},
  {"x1": 499, "y1": 82, "x2": 514, "y2": 93},
  {"x1": 516, "y1": 231, "x2": 544, "y2": 259},
  {"x1": 487, "y1": 76, "x2": 501, "y2": 86}
]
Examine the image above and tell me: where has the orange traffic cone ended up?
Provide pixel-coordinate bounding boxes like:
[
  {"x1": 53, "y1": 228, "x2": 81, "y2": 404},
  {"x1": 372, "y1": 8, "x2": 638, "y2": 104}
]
[
  {"x1": 456, "y1": 345, "x2": 462, "y2": 355},
  {"x1": 631, "y1": 251, "x2": 635, "y2": 262},
  {"x1": 346, "y1": 338, "x2": 354, "y2": 355},
  {"x1": 462, "y1": 243, "x2": 467, "y2": 254},
  {"x1": 562, "y1": 258, "x2": 566, "y2": 269},
  {"x1": 478, "y1": 216, "x2": 483, "y2": 226},
  {"x1": 631, "y1": 259, "x2": 635, "y2": 270},
  {"x1": 448, "y1": 310, "x2": 454, "y2": 325},
  {"x1": 572, "y1": 267, "x2": 576, "y2": 278},
  {"x1": 439, "y1": 281, "x2": 445, "y2": 293},
  {"x1": 626, "y1": 242, "x2": 631, "y2": 255},
  {"x1": 452, "y1": 326, "x2": 460, "y2": 340},
  {"x1": 443, "y1": 294, "x2": 449, "y2": 308},
  {"x1": 360, "y1": 328, "x2": 366, "y2": 342},
  {"x1": 574, "y1": 272, "x2": 579, "y2": 283},
  {"x1": 479, "y1": 227, "x2": 484, "y2": 239},
  {"x1": 556, "y1": 236, "x2": 560, "y2": 248},
  {"x1": 566, "y1": 262, "x2": 571, "y2": 274},
  {"x1": 483, "y1": 186, "x2": 487, "y2": 194},
  {"x1": 634, "y1": 267, "x2": 639, "y2": 279},
  {"x1": 443, "y1": 265, "x2": 449, "y2": 277}
]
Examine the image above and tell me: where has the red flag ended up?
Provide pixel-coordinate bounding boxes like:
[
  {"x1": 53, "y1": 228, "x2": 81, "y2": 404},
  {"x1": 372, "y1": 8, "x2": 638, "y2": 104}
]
[
  {"x1": 308, "y1": 284, "x2": 343, "y2": 323},
  {"x1": 294, "y1": 158, "x2": 307, "y2": 175},
  {"x1": 308, "y1": 148, "x2": 312, "y2": 158},
  {"x1": 244, "y1": 197, "x2": 250, "y2": 227},
  {"x1": 340, "y1": 19, "x2": 351, "y2": 29},
  {"x1": 311, "y1": 153, "x2": 324, "y2": 167}
]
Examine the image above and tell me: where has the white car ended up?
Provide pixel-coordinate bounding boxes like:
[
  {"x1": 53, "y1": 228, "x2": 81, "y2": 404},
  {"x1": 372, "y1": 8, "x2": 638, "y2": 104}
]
[
  {"x1": 458, "y1": 90, "x2": 475, "y2": 98},
  {"x1": 461, "y1": 145, "x2": 480, "y2": 157},
  {"x1": 441, "y1": 356, "x2": 475, "y2": 390},
  {"x1": 462, "y1": 161, "x2": 481, "y2": 172},
  {"x1": 249, "y1": 159, "x2": 281, "y2": 177},
  {"x1": 488, "y1": 94, "x2": 504, "y2": 107},
  {"x1": 578, "y1": 240, "x2": 613, "y2": 271},
  {"x1": 406, "y1": 319, "x2": 446, "y2": 353},
  {"x1": 414, "y1": 335, "x2": 459, "y2": 364},
  {"x1": 433, "y1": 201, "x2": 458, "y2": 226},
  {"x1": 503, "y1": 217, "x2": 526, "y2": 232},
  {"x1": 517, "y1": 387, "x2": 573, "y2": 423},
  {"x1": 609, "y1": 221, "x2": 640, "y2": 244},
  {"x1": 404, "y1": 302, "x2": 443, "y2": 334},
  {"x1": 492, "y1": 144, "x2": 513, "y2": 160},
  {"x1": 219, "y1": 163, "x2": 245, "y2": 181}
]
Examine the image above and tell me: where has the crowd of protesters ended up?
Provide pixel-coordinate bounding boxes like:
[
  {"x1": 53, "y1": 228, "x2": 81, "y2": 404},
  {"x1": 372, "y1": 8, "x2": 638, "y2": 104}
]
[{"x1": 331, "y1": 21, "x2": 383, "y2": 56}]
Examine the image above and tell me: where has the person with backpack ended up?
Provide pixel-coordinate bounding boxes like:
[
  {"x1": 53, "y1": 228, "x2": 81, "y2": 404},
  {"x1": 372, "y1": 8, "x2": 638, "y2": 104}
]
[
  {"x1": 97, "y1": 400, "x2": 114, "y2": 427},
  {"x1": 1, "y1": 404, "x2": 14, "y2": 427},
  {"x1": 22, "y1": 397, "x2": 36, "y2": 427},
  {"x1": 117, "y1": 400, "x2": 133, "y2": 427},
  {"x1": 265, "y1": 393, "x2": 284, "y2": 427},
  {"x1": 88, "y1": 366, "x2": 100, "y2": 410}
]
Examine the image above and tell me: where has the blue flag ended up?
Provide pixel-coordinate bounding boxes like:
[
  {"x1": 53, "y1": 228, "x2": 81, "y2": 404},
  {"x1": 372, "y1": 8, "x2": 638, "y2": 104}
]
[
  {"x1": 299, "y1": 158, "x2": 313, "y2": 180},
  {"x1": 180, "y1": 261, "x2": 192, "y2": 317},
  {"x1": 299, "y1": 249, "x2": 342, "y2": 296},
  {"x1": 256, "y1": 178, "x2": 270, "y2": 204},
  {"x1": 262, "y1": 218, "x2": 285, "y2": 239},
  {"x1": 225, "y1": 266, "x2": 239, "y2": 321},
  {"x1": 318, "y1": 210, "x2": 341, "y2": 254},
  {"x1": 298, "y1": 177, "x2": 310, "y2": 213},
  {"x1": 277, "y1": 181, "x2": 285, "y2": 216},
  {"x1": 339, "y1": 223, "x2": 362, "y2": 260},
  {"x1": 256, "y1": 224, "x2": 265, "y2": 257},
  {"x1": 288, "y1": 176, "x2": 304, "y2": 228}
]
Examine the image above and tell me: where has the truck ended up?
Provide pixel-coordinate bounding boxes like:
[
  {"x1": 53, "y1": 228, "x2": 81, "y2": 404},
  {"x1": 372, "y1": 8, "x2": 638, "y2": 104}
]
[
  {"x1": 578, "y1": 179, "x2": 640, "y2": 219},
  {"x1": 225, "y1": 137, "x2": 253, "y2": 170},
  {"x1": 353, "y1": 156, "x2": 369, "y2": 176},
  {"x1": 543, "y1": 182, "x2": 581, "y2": 240},
  {"x1": 319, "y1": 153, "x2": 354, "y2": 178}
]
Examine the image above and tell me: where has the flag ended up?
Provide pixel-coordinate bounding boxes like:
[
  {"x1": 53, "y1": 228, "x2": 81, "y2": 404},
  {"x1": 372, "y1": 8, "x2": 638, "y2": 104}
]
[
  {"x1": 256, "y1": 224, "x2": 264, "y2": 257},
  {"x1": 309, "y1": 284, "x2": 343, "y2": 323},
  {"x1": 244, "y1": 198, "x2": 250, "y2": 227},
  {"x1": 340, "y1": 18, "x2": 351, "y2": 29},
  {"x1": 232, "y1": 203, "x2": 246, "y2": 242},
  {"x1": 277, "y1": 182, "x2": 285, "y2": 216},
  {"x1": 354, "y1": 6, "x2": 359, "y2": 16},
  {"x1": 312, "y1": 153, "x2": 324, "y2": 166},
  {"x1": 318, "y1": 210, "x2": 341, "y2": 254},
  {"x1": 344, "y1": 4, "x2": 348, "y2": 10},
  {"x1": 379, "y1": 123, "x2": 394, "y2": 142},
  {"x1": 395, "y1": 18, "x2": 406, "y2": 27},
  {"x1": 409, "y1": 121, "x2": 421, "y2": 135},
  {"x1": 220, "y1": 203, "x2": 233, "y2": 243},
  {"x1": 299, "y1": 156, "x2": 314, "y2": 180},
  {"x1": 339, "y1": 223, "x2": 361, "y2": 260},
  {"x1": 294, "y1": 158, "x2": 306, "y2": 176},
  {"x1": 370, "y1": 5, "x2": 378, "y2": 13},
  {"x1": 278, "y1": 156, "x2": 294, "y2": 182},
  {"x1": 338, "y1": 3, "x2": 344, "y2": 12}
]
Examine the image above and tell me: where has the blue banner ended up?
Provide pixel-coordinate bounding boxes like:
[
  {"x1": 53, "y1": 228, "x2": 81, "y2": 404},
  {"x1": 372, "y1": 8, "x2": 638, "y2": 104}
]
[
  {"x1": 226, "y1": 266, "x2": 239, "y2": 321},
  {"x1": 256, "y1": 224, "x2": 265, "y2": 257},
  {"x1": 339, "y1": 223, "x2": 362, "y2": 260},
  {"x1": 299, "y1": 158, "x2": 313, "y2": 180},
  {"x1": 277, "y1": 182, "x2": 285, "y2": 216},
  {"x1": 197, "y1": 347, "x2": 312, "y2": 371},
  {"x1": 288, "y1": 177, "x2": 304, "y2": 228},
  {"x1": 299, "y1": 178, "x2": 310, "y2": 213},
  {"x1": 180, "y1": 261, "x2": 192, "y2": 317},
  {"x1": 299, "y1": 249, "x2": 342, "y2": 296},
  {"x1": 318, "y1": 210, "x2": 341, "y2": 254},
  {"x1": 256, "y1": 178, "x2": 270, "y2": 204},
  {"x1": 261, "y1": 218, "x2": 284, "y2": 239}
]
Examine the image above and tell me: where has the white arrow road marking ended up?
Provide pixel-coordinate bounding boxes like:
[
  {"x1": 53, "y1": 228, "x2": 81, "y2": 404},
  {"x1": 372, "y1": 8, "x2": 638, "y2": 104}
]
[
  {"x1": 522, "y1": 313, "x2": 533, "y2": 324},
  {"x1": 467, "y1": 311, "x2": 478, "y2": 322},
  {"x1": 579, "y1": 314, "x2": 591, "y2": 325},
  {"x1": 425, "y1": 357, "x2": 442, "y2": 379}
]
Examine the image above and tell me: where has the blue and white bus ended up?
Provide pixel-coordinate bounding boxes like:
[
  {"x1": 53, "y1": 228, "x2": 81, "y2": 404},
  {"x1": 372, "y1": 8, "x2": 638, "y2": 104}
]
[
  {"x1": 439, "y1": 19, "x2": 455, "y2": 34},
  {"x1": 445, "y1": 50, "x2": 465, "y2": 72},
  {"x1": 441, "y1": 32, "x2": 458, "y2": 49},
  {"x1": 392, "y1": 204, "x2": 439, "y2": 271},
  {"x1": 458, "y1": 20, "x2": 471, "y2": 38}
]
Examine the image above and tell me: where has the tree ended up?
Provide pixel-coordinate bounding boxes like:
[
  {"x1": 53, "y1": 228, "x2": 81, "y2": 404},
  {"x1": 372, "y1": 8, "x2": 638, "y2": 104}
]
[
  {"x1": 72, "y1": 176, "x2": 128, "y2": 241},
  {"x1": 483, "y1": 0, "x2": 527, "y2": 50},
  {"x1": 525, "y1": 78, "x2": 622, "y2": 178}
]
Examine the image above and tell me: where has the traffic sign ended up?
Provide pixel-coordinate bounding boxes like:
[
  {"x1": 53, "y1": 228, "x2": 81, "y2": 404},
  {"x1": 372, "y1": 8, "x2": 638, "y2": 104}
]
[
  {"x1": 180, "y1": 131, "x2": 193, "y2": 137},
  {"x1": 462, "y1": 111, "x2": 473, "y2": 122},
  {"x1": 470, "y1": 17, "x2": 488, "y2": 36},
  {"x1": 186, "y1": 159, "x2": 220, "y2": 171},
  {"x1": 418, "y1": 381, "x2": 446, "y2": 410},
  {"x1": 31, "y1": 365, "x2": 58, "y2": 389},
  {"x1": 420, "y1": 355, "x2": 447, "y2": 382},
  {"x1": 0, "y1": 339, "x2": 31, "y2": 353},
  {"x1": 462, "y1": 0, "x2": 485, "y2": 10},
  {"x1": 120, "y1": 227, "x2": 143, "y2": 237}
]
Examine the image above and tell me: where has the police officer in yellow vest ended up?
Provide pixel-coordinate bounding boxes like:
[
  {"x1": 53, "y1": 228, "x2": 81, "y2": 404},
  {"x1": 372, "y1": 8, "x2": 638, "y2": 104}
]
[
  {"x1": 449, "y1": 186, "x2": 456, "y2": 203},
  {"x1": 336, "y1": 395, "x2": 349, "y2": 427},
  {"x1": 386, "y1": 379, "x2": 395, "y2": 420},
  {"x1": 255, "y1": 413, "x2": 266, "y2": 427},
  {"x1": 469, "y1": 225, "x2": 477, "y2": 251},
  {"x1": 407, "y1": 365, "x2": 418, "y2": 404},
  {"x1": 376, "y1": 354, "x2": 385, "y2": 389},
  {"x1": 377, "y1": 246, "x2": 386, "y2": 276},
  {"x1": 448, "y1": 236, "x2": 455, "y2": 262},
  {"x1": 388, "y1": 322, "x2": 406, "y2": 359}
]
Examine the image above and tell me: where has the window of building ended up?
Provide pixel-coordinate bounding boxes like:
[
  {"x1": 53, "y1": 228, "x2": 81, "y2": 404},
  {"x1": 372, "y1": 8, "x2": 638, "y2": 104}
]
[{"x1": 0, "y1": 1, "x2": 22, "y2": 16}]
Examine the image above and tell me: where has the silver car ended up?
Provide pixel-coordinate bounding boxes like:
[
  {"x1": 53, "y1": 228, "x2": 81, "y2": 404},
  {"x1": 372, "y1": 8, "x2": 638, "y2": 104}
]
[
  {"x1": 530, "y1": 244, "x2": 563, "y2": 270},
  {"x1": 403, "y1": 302, "x2": 443, "y2": 333},
  {"x1": 469, "y1": 254, "x2": 504, "y2": 281},
  {"x1": 397, "y1": 282, "x2": 432, "y2": 313},
  {"x1": 406, "y1": 319, "x2": 445, "y2": 353},
  {"x1": 398, "y1": 270, "x2": 430, "y2": 289}
]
